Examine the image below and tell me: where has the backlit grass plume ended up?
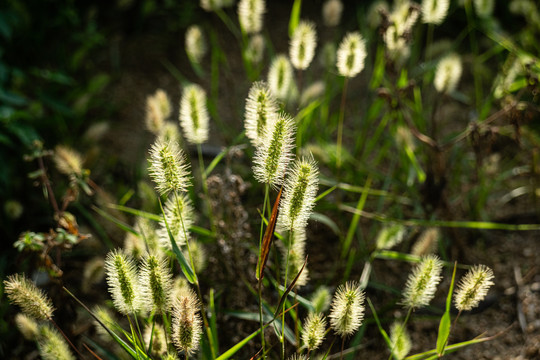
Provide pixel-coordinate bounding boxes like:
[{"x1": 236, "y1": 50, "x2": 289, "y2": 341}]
[
  {"x1": 4, "y1": 274, "x2": 54, "y2": 320},
  {"x1": 434, "y1": 53, "x2": 462, "y2": 94},
  {"x1": 172, "y1": 289, "x2": 202, "y2": 356},
  {"x1": 322, "y1": 0, "x2": 343, "y2": 27},
  {"x1": 454, "y1": 265, "x2": 495, "y2": 311},
  {"x1": 144, "y1": 323, "x2": 168, "y2": 357},
  {"x1": 289, "y1": 20, "x2": 317, "y2": 70},
  {"x1": 105, "y1": 249, "x2": 142, "y2": 315},
  {"x1": 148, "y1": 139, "x2": 191, "y2": 196},
  {"x1": 145, "y1": 89, "x2": 171, "y2": 134},
  {"x1": 185, "y1": 25, "x2": 207, "y2": 64},
  {"x1": 252, "y1": 112, "x2": 295, "y2": 187},
  {"x1": 158, "y1": 193, "x2": 194, "y2": 249},
  {"x1": 38, "y1": 325, "x2": 75, "y2": 360},
  {"x1": 302, "y1": 312, "x2": 327, "y2": 351},
  {"x1": 15, "y1": 313, "x2": 40, "y2": 341},
  {"x1": 238, "y1": 0, "x2": 265, "y2": 34},
  {"x1": 401, "y1": 254, "x2": 443, "y2": 309},
  {"x1": 54, "y1": 145, "x2": 84, "y2": 178},
  {"x1": 139, "y1": 253, "x2": 173, "y2": 314},
  {"x1": 281, "y1": 229, "x2": 309, "y2": 287},
  {"x1": 336, "y1": 31, "x2": 366, "y2": 78},
  {"x1": 310, "y1": 286, "x2": 332, "y2": 313},
  {"x1": 389, "y1": 321, "x2": 412, "y2": 360},
  {"x1": 277, "y1": 156, "x2": 319, "y2": 233},
  {"x1": 244, "y1": 81, "x2": 278, "y2": 146},
  {"x1": 179, "y1": 83, "x2": 210, "y2": 145},
  {"x1": 421, "y1": 0, "x2": 450, "y2": 25},
  {"x1": 268, "y1": 54, "x2": 294, "y2": 101},
  {"x1": 329, "y1": 281, "x2": 365, "y2": 337},
  {"x1": 245, "y1": 34, "x2": 265, "y2": 65}
]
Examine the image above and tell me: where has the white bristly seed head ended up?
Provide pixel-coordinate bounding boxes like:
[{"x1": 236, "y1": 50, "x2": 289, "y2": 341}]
[
  {"x1": 148, "y1": 139, "x2": 191, "y2": 196},
  {"x1": 454, "y1": 265, "x2": 495, "y2": 311},
  {"x1": 245, "y1": 33, "x2": 265, "y2": 64},
  {"x1": 289, "y1": 20, "x2": 317, "y2": 70},
  {"x1": 15, "y1": 313, "x2": 40, "y2": 341},
  {"x1": 336, "y1": 32, "x2": 367, "y2": 78},
  {"x1": 105, "y1": 249, "x2": 142, "y2": 315},
  {"x1": 401, "y1": 254, "x2": 443, "y2": 309},
  {"x1": 185, "y1": 25, "x2": 207, "y2": 64},
  {"x1": 158, "y1": 193, "x2": 194, "y2": 250},
  {"x1": 268, "y1": 54, "x2": 294, "y2": 101},
  {"x1": 302, "y1": 312, "x2": 327, "y2": 351},
  {"x1": 38, "y1": 325, "x2": 75, "y2": 360},
  {"x1": 244, "y1": 81, "x2": 279, "y2": 147},
  {"x1": 252, "y1": 112, "x2": 296, "y2": 187},
  {"x1": 172, "y1": 289, "x2": 202, "y2": 356},
  {"x1": 434, "y1": 53, "x2": 462, "y2": 94},
  {"x1": 238, "y1": 0, "x2": 265, "y2": 34},
  {"x1": 322, "y1": 0, "x2": 344, "y2": 27},
  {"x1": 277, "y1": 156, "x2": 319, "y2": 233},
  {"x1": 389, "y1": 321, "x2": 412, "y2": 360},
  {"x1": 329, "y1": 281, "x2": 365, "y2": 337},
  {"x1": 179, "y1": 83, "x2": 210, "y2": 145},
  {"x1": 4, "y1": 274, "x2": 54, "y2": 320},
  {"x1": 139, "y1": 253, "x2": 173, "y2": 314},
  {"x1": 421, "y1": 0, "x2": 450, "y2": 25}
]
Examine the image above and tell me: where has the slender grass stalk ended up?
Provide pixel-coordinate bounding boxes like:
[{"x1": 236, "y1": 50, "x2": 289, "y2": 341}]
[{"x1": 257, "y1": 183, "x2": 270, "y2": 358}]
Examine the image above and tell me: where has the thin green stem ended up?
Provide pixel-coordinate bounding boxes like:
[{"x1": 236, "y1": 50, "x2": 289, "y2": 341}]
[
  {"x1": 337, "y1": 77, "x2": 349, "y2": 171},
  {"x1": 257, "y1": 183, "x2": 270, "y2": 359},
  {"x1": 280, "y1": 229, "x2": 294, "y2": 360}
]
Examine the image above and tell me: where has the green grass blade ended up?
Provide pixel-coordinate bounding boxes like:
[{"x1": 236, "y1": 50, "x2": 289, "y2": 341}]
[
  {"x1": 436, "y1": 262, "x2": 457, "y2": 356},
  {"x1": 215, "y1": 328, "x2": 262, "y2": 360},
  {"x1": 367, "y1": 297, "x2": 392, "y2": 349},
  {"x1": 92, "y1": 205, "x2": 137, "y2": 235},
  {"x1": 342, "y1": 176, "x2": 372, "y2": 258},
  {"x1": 107, "y1": 204, "x2": 162, "y2": 221},
  {"x1": 288, "y1": 0, "x2": 302, "y2": 37}
]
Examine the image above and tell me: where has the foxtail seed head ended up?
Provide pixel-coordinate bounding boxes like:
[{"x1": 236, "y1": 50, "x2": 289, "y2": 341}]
[
  {"x1": 329, "y1": 281, "x2": 365, "y2": 337},
  {"x1": 54, "y1": 145, "x2": 84, "y2": 177},
  {"x1": 145, "y1": 89, "x2": 171, "y2": 134},
  {"x1": 302, "y1": 312, "x2": 327, "y2": 351},
  {"x1": 140, "y1": 253, "x2": 173, "y2": 314},
  {"x1": 281, "y1": 229, "x2": 309, "y2": 287},
  {"x1": 401, "y1": 254, "x2": 443, "y2": 309},
  {"x1": 158, "y1": 193, "x2": 194, "y2": 250},
  {"x1": 244, "y1": 81, "x2": 279, "y2": 147},
  {"x1": 434, "y1": 53, "x2": 462, "y2": 94},
  {"x1": 311, "y1": 286, "x2": 332, "y2": 313},
  {"x1": 148, "y1": 139, "x2": 191, "y2": 196},
  {"x1": 185, "y1": 25, "x2": 207, "y2": 64},
  {"x1": 277, "y1": 157, "x2": 319, "y2": 233},
  {"x1": 144, "y1": 323, "x2": 168, "y2": 357},
  {"x1": 179, "y1": 83, "x2": 210, "y2": 145},
  {"x1": 389, "y1": 321, "x2": 412, "y2": 360},
  {"x1": 245, "y1": 34, "x2": 265, "y2": 64},
  {"x1": 238, "y1": 0, "x2": 266, "y2": 34},
  {"x1": 336, "y1": 32, "x2": 367, "y2": 78},
  {"x1": 322, "y1": 0, "x2": 344, "y2": 27},
  {"x1": 268, "y1": 54, "x2": 294, "y2": 101},
  {"x1": 454, "y1": 265, "x2": 494, "y2": 311},
  {"x1": 15, "y1": 313, "x2": 40, "y2": 341},
  {"x1": 421, "y1": 0, "x2": 450, "y2": 25},
  {"x1": 411, "y1": 227, "x2": 439, "y2": 256},
  {"x1": 289, "y1": 20, "x2": 317, "y2": 70},
  {"x1": 252, "y1": 112, "x2": 296, "y2": 187},
  {"x1": 4, "y1": 274, "x2": 54, "y2": 320},
  {"x1": 172, "y1": 289, "x2": 202, "y2": 356},
  {"x1": 38, "y1": 325, "x2": 75, "y2": 360},
  {"x1": 105, "y1": 249, "x2": 142, "y2": 315}
]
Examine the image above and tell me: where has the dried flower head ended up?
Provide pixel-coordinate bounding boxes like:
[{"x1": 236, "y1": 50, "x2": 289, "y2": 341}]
[
  {"x1": 144, "y1": 323, "x2": 168, "y2": 357},
  {"x1": 244, "y1": 81, "x2": 279, "y2": 147},
  {"x1": 38, "y1": 325, "x2": 75, "y2": 360},
  {"x1": 245, "y1": 33, "x2": 265, "y2": 64},
  {"x1": 302, "y1": 312, "x2": 327, "y2": 351},
  {"x1": 148, "y1": 139, "x2": 191, "y2": 196},
  {"x1": 252, "y1": 112, "x2": 296, "y2": 187},
  {"x1": 158, "y1": 193, "x2": 194, "y2": 250},
  {"x1": 367, "y1": 1, "x2": 389, "y2": 29},
  {"x1": 172, "y1": 289, "x2": 202, "y2": 356},
  {"x1": 185, "y1": 25, "x2": 207, "y2": 64},
  {"x1": 411, "y1": 227, "x2": 440, "y2": 256},
  {"x1": 268, "y1": 54, "x2": 294, "y2": 101},
  {"x1": 322, "y1": 0, "x2": 344, "y2": 27},
  {"x1": 277, "y1": 157, "x2": 319, "y2": 232},
  {"x1": 329, "y1": 282, "x2": 365, "y2": 337},
  {"x1": 474, "y1": 0, "x2": 494, "y2": 18},
  {"x1": 375, "y1": 224, "x2": 406, "y2": 250},
  {"x1": 238, "y1": 0, "x2": 266, "y2": 34},
  {"x1": 4, "y1": 274, "x2": 54, "y2": 320},
  {"x1": 289, "y1": 20, "x2": 317, "y2": 70},
  {"x1": 311, "y1": 286, "x2": 332, "y2": 313},
  {"x1": 140, "y1": 253, "x2": 173, "y2": 314},
  {"x1": 421, "y1": 0, "x2": 450, "y2": 25},
  {"x1": 54, "y1": 145, "x2": 83, "y2": 177},
  {"x1": 105, "y1": 249, "x2": 142, "y2": 315},
  {"x1": 336, "y1": 32, "x2": 367, "y2": 78},
  {"x1": 434, "y1": 53, "x2": 462, "y2": 94},
  {"x1": 389, "y1": 321, "x2": 412, "y2": 360},
  {"x1": 179, "y1": 83, "x2": 210, "y2": 145},
  {"x1": 15, "y1": 313, "x2": 40, "y2": 341},
  {"x1": 401, "y1": 255, "x2": 443, "y2": 309},
  {"x1": 454, "y1": 265, "x2": 495, "y2": 311}
]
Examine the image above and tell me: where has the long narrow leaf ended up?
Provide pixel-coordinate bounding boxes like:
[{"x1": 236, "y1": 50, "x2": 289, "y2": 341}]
[
  {"x1": 436, "y1": 262, "x2": 458, "y2": 356},
  {"x1": 257, "y1": 187, "x2": 282, "y2": 281},
  {"x1": 92, "y1": 206, "x2": 137, "y2": 236},
  {"x1": 273, "y1": 256, "x2": 308, "y2": 319}
]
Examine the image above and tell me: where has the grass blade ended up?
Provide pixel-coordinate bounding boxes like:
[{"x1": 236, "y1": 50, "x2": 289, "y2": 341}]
[{"x1": 436, "y1": 262, "x2": 457, "y2": 356}]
